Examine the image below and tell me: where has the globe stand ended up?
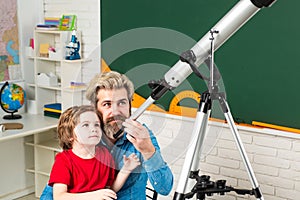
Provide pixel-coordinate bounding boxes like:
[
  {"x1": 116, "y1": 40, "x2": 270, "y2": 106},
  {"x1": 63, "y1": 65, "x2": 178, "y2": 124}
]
[
  {"x1": 0, "y1": 81, "x2": 24, "y2": 120},
  {"x1": 3, "y1": 112, "x2": 22, "y2": 120}
]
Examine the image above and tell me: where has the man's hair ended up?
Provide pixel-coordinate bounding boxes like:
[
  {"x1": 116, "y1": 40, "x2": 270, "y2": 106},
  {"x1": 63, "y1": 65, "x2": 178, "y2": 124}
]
[
  {"x1": 57, "y1": 105, "x2": 102, "y2": 150},
  {"x1": 85, "y1": 71, "x2": 134, "y2": 107}
]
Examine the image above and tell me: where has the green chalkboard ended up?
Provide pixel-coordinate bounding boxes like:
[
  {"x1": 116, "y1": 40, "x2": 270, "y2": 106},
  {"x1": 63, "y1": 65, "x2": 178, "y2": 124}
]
[{"x1": 101, "y1": 0, "x2": 300, "y2": 129}]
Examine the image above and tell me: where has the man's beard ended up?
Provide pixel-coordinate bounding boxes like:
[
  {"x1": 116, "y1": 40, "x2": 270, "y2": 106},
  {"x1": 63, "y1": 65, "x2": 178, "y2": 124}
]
[{"x1": 103, "y1": 115, "x2": 127, "y2": 139}]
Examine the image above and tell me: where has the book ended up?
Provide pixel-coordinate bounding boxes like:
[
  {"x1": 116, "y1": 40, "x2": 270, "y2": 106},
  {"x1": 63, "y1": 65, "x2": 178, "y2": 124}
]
[
  {"x1": 44, "y1": 103, "x2": 62, "y2": 110},
  {"x1": 70, "y1": 81, "x2": 86, "y2": 88},
  {"x1": 43, "y1": 107, "x2": 62, "y2": 114},
  {"x1": 44, "y1": 17, "x2": 60, "y2": 26},
  {"x1": 36, "y1": 24, "x2": 59, "y2": 30},
  {"x1": 37, "y1": 24, "x2": 57, "y2": 28},
  {"x1": 43, "y1": 103, "x2": 61, "y2": 118},
  {"x1": 44, "y1": 111, "x2": 61, "y2": 118}
]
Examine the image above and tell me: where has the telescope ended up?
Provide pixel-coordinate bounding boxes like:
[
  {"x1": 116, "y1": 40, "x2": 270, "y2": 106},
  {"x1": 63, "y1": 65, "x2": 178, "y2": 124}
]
[
  {"x1": 113, "y1": 0, "x2": 276, "y2": 136},
  {"x1": 113, "y1": 0, "x2": 276, "y2": 199},
  {"x1": 132, "y1": 0, "x2": 275, "y2": 119}
]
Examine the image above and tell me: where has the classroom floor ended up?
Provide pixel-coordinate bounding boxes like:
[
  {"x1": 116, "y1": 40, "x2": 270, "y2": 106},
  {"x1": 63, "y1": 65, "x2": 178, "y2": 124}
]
[{"x1": 15, "y1": 193, "x2": 38, "y2": 200}]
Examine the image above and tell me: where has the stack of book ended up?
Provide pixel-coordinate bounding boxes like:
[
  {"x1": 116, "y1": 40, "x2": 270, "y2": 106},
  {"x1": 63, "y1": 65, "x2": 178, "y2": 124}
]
[
  {"x1": 44, "y1": 103, "x2": 62, "y2": 118},
  {"x1": 44, "y1": 17, "x2": 60, "y2": 26},
  {"x1": 70, "y1": 81, "x2": 86, "y2": 89},
  {"x1": 36, "y1": 17, "x2": 60, "y2": 30}
]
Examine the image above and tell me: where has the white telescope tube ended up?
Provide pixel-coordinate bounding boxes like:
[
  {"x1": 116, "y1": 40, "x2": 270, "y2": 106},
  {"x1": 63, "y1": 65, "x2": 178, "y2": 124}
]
[
  {"x1": 132, "y1": 0, "x2": 276, "y2": 122},
  {"x1": 165, "y1": 0, "x2": 261, "y2": 88}
]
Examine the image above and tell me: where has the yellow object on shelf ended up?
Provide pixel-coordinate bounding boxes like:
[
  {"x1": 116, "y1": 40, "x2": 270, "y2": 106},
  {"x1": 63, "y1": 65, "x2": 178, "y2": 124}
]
[{"x1": 39, "y1": 43, "x2": 49, "y2": 57}]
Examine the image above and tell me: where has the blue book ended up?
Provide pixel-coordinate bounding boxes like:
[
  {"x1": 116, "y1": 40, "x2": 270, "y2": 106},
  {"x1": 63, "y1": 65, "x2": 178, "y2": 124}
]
[
  {"x1": 44, "y1": 103, "x2": 61, "y2": 111},
  {"x1": 36, "y1": 24, "x2": 57, "y2": 28}
]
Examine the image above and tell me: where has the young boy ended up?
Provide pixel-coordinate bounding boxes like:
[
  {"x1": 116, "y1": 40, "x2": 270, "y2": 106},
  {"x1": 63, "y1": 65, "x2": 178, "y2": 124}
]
[{"x1": 48, "y1": 105, "x2": 140, "y2": 200}]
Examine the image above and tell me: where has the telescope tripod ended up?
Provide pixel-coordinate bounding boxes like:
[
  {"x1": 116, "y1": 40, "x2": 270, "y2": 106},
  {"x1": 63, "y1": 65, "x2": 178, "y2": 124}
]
[
  {"x1": 174, "y1": 89, "x2": 263, "y2": 200},
  {"x1": 173, "y1": 30, "x2": 264, "y2": 200}
]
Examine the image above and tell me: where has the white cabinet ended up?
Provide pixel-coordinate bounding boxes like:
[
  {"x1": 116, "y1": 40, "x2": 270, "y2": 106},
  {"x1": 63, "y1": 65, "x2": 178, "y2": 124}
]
[
  {"x1": 25, "y1": 129, "x2": 61, "y2": 197},
  {"x1": 28, "y1": 30, "x2": 88, "y2": 113}
]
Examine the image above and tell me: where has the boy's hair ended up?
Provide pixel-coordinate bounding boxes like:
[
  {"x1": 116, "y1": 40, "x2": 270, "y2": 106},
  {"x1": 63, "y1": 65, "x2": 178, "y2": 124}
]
[
  {"x1": 57, "y1": 105, "x2": 102, "y2": 150},
  {"x1": 85, "y1": 71, "x2": 134, "y2": 107}
]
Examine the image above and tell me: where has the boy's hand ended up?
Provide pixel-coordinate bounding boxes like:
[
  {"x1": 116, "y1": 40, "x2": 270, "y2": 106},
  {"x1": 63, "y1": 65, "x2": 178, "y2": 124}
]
[
  {"x1": 122, "y1": 153, "x2": 140, "y2": 172},
  {"x1": 95, "y1": 188, "x2": 117, "y2": 200}
]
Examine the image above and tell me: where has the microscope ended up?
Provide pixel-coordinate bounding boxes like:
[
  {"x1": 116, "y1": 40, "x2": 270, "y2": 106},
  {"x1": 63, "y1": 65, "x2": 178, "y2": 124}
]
[{"x1": 65, "y1": 30, "x2": 81, "y2": 60}]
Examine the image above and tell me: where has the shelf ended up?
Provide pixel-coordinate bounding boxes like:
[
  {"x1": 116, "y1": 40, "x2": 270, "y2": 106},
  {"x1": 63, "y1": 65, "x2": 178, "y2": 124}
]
[
  {"x1": 34, "y1": 29, "x2": 64, "y2": 34},
  {"x1": 36, "y1": 85, "x2": 61, "y2": 91},
  {"x1": 62, "y1": 58, "x2": 91, "y2": 63},
  {"x1": 0, "y1": 79, "x2": 25, "y2": 84},
  {"x1": 36, "y1": 85, "x2": 87, "y2": 92},
  {"x1": 27, "y1": 83, "x2": 36, "y2": 87},
  {"x1": 36, "y1": 168, "x2": 52, "y2": 176},
  {"x1": 26, "y1": 167, "x2": 35, "y2": 174},
  {"x1": 35, "y1": 56, "x2": 61, "y2": 62},
  {"x1": 26, "y1": 139, "x2": 61, "y2": 152},
  {"x1": 25, "y1": 141, "x2": 35, "y2": 147},
  {"x1": 35, "y1": 138, "x2": 62, "y2": 152},
  {"x1": 63, "y1": 86, "x2": 86, "y2": 92},
  {"x1": 26, "y1": 56, "x2": 34, "y2": 60},
  {"x1": 33, "y1": 57, "x2": 91, "y2": 63},
  {"x1": 26, "y1": 167, "x2": 52, "y2": 176}
]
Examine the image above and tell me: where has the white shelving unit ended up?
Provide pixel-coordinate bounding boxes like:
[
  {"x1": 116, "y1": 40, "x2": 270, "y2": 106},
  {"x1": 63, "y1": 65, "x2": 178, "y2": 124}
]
[
  {"x1": 3, "y1": 1, "x2": 101, "y2": 199},
  {"x1": 28, "y1": 29, "x2": 88, "y2": 113},
  {"x1": 23, "y1": 30, "x2": 90, "y2": 197},
  {"x1": 25, "y1": 129, "x2": 62, "y2": 197}
]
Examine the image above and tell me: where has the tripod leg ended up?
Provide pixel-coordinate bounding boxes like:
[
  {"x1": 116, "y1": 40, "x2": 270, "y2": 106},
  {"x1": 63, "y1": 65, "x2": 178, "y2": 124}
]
[
  {"x1": 218, "y1": 96, "x2": 264, "y2": 200},
  {"x1": 173, "y1": 93, "x2": 211, "y2": 200},
  {"x1": 191, "y1": 109, "x2": 210, "y2": 172}
]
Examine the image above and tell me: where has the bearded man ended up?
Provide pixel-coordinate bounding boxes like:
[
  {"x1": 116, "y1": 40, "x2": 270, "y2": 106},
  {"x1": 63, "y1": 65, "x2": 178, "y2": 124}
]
[{"x1": 86, "y1": 71, "x2": 173, "y2": 199}]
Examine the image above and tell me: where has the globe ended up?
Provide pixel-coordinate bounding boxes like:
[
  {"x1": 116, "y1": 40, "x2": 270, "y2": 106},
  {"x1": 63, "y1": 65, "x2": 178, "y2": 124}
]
[{"x1": 0, "y1": 81, "x2": 26, "y2": 119}]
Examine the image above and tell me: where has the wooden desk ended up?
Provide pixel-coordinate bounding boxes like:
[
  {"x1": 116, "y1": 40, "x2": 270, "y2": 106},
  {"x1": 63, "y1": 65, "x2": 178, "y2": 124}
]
[{"x1": 0, "y1": 114, "x2": 58, "y2": 199}]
